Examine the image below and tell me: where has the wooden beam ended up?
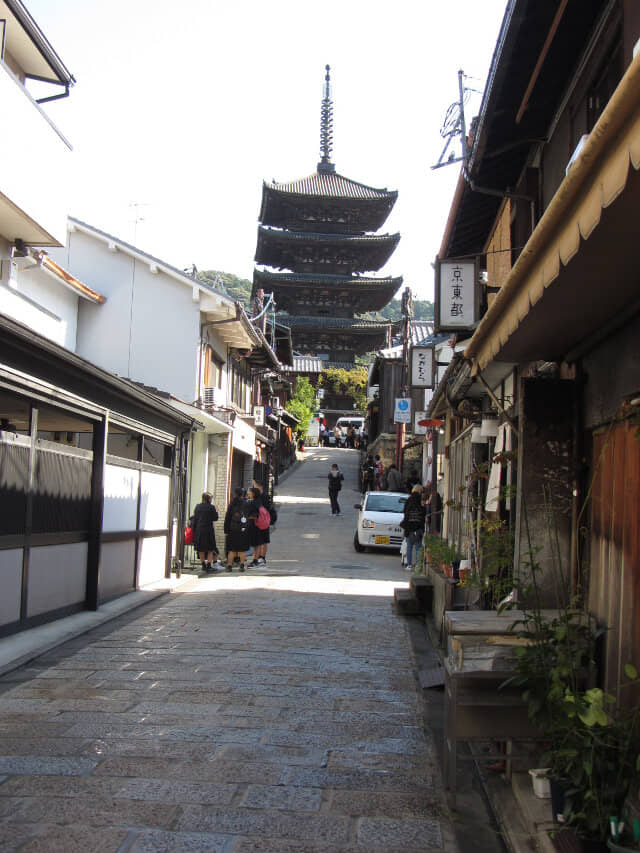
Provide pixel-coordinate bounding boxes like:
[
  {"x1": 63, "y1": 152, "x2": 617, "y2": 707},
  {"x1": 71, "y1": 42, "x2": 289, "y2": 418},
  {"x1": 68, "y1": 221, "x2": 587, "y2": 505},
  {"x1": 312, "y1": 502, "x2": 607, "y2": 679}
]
[{"x1": 515, "y1": 0, "x2": 569, "y2": 125}]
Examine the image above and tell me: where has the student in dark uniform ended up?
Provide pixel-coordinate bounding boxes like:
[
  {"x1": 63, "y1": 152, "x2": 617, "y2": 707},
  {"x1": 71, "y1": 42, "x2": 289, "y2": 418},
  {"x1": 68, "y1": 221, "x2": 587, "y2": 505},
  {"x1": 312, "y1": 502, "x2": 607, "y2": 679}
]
[{"x1": 191, "y1": 492, "x2": 220, "y2": 573}]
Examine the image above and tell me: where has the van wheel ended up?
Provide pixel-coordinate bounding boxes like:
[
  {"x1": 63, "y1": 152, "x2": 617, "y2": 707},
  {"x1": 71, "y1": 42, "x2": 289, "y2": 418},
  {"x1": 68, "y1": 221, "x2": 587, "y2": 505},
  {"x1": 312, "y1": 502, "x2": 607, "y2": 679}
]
[{"x1": 353, "y1": 532, "x2": 365, "y2": 553}]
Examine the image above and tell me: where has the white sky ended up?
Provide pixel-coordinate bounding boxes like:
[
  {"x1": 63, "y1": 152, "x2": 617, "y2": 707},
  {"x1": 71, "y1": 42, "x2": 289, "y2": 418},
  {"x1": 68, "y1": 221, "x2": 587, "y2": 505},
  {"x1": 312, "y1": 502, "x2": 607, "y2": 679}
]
[{"x1": 28, "y1": 0, "x2": 506, "y2": 302}]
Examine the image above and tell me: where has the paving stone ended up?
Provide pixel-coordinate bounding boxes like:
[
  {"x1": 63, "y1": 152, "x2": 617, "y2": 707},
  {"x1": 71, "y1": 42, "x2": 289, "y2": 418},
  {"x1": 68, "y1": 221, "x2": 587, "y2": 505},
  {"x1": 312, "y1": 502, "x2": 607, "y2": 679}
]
[
  {"x1": 241, "y1": 784, "x2": 322, "y2": 811},
  {"x1": 356, "y1": 816, "x2": 444, "y2": 849},
  {"x1": 174, "y1": 806, "x2": 351, "y2": 843},
  {"x1": 0, "y1": 794, "x2": 181, "y2": 827},
  {"x1": 283, "y1": 766, "x2": 436, "y2": 793},
  {"x1": 18, "y1": 824, "x2": 130, "y2": 852},
  {"x1": 0, "y1": 821, "x2": 42, "y2": 852},
  {"x1": 0, "y1": 775, "x2": 121, "y2": 798},
  {"x1": 0, "y1": 737, "x2": 88, "y2": 756},
  {"x1": 114, "y1": 778, "x2": 237, "y2": 805},
  {"x1": 0, "y1": 756, "x2": 97, "y2": 775},
  {"x1": 214, "y1": 744, "x2": 325, "y2": 766},
  {"x1": 128, "y1": 829, "x2": 232, "y2": 852},
  {"x1": 328, "y1": 789, "x2": 445, "y2": 819}
]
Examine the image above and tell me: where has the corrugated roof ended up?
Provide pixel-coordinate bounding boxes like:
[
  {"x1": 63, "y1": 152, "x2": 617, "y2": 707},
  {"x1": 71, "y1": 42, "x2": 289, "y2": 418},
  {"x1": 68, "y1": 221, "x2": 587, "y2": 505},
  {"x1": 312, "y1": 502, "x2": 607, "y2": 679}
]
[
  {"x1": 282, "y1": 357, "x2": 325, "y2": 373},
  {"x1": 265, "y1": 171, "x2": 396, "y2": 201}
]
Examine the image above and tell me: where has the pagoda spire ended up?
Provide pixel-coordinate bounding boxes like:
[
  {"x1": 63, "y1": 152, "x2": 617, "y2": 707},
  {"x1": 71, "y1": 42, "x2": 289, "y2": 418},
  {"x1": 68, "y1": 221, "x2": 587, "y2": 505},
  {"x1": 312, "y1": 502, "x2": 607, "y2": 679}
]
[{"x1": 318, "y1": 64, "x2": 335, "y2": 174}]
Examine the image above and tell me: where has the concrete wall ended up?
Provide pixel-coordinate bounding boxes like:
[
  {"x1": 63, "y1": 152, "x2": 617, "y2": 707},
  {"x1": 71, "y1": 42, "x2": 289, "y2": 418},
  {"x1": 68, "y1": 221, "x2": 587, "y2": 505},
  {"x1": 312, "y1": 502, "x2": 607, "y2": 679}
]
[
  {"x1": 0, "y1": 549, "x2": 22, "y2": 627},
  {"x1": 0, "y1": 265, "x2": 78, "y2": 349},
  {"x1": 27, "y1": 542, "x2": 87, "y2": 617},
  {"x1": 55, "y1": 229, "x2": 200, "y2": 401}
]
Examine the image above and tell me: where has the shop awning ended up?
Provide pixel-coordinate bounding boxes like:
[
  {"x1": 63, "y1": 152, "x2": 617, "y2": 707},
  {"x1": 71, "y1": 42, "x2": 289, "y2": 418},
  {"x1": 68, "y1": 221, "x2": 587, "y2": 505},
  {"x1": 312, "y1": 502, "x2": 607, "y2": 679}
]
[{"x1": 465, "y1": 52, "x2": 640, "y2": 372}]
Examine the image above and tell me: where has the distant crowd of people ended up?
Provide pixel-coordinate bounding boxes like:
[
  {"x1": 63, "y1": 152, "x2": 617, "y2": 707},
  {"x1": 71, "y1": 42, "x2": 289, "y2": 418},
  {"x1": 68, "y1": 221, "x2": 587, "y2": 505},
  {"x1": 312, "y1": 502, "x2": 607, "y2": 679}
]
[{"x1": 188, "y1": 479, "x2": 277, "y2": 574}]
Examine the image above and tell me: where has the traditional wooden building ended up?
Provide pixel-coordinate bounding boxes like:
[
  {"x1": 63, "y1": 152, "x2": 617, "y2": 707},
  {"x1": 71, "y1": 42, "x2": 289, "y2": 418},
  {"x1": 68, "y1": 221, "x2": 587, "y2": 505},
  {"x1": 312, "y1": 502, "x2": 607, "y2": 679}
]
[{"x1": 253, "y1": 66, "x2": 401, "y2": 366}]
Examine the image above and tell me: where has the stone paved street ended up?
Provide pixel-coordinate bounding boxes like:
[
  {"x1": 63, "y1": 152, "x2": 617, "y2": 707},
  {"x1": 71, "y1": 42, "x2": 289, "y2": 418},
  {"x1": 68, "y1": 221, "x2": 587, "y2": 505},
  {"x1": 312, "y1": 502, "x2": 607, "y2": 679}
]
[{"x1": 0, "y1": 447, "x2": 460, "y2": 852}]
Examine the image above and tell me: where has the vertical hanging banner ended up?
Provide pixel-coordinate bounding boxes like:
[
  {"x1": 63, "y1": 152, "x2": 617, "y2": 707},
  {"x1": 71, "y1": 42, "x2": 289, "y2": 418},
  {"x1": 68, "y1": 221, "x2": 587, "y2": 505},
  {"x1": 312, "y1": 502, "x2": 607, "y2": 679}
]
[
  {"x1": 434, "y1": 257, "x2": 479, "y2": 332},
  {"x1": 410, "y1": 346, "x2": 435, "y2": 389}
]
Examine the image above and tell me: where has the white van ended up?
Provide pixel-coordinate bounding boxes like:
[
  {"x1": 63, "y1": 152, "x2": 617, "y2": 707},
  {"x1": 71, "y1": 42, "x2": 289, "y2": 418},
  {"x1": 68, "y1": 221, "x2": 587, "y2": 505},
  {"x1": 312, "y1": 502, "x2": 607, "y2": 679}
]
[{"x1": 335, "y1": 416, "x2": 365, "y2": 434}]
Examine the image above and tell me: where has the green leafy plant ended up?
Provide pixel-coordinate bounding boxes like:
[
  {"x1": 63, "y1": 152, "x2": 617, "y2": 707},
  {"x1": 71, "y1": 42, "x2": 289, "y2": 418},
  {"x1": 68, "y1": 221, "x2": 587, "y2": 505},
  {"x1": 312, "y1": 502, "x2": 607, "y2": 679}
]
[
  {"x1": 285, "y1": 377, "x2": 316, "y2": 438},
  {"x1": 553, "y1": 666, "x2": 640, "y2": 842}
]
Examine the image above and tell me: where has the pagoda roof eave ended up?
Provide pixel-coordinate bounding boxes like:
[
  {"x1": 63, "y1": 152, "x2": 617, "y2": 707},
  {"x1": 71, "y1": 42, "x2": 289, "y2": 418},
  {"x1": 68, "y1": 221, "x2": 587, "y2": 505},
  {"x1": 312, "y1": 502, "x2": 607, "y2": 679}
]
[
  {"x1": 256, "y1": 226, "x2": 400, "y2": 245},
  {"x1": 253, "y1": 270, "x2": 402, "y2": 288},
  {"x1": 277, "y1": 315, "x2": 392, "y2": 332},
  {"x1": 261, "y1": 171, "x2": 398, "y2": 202}
]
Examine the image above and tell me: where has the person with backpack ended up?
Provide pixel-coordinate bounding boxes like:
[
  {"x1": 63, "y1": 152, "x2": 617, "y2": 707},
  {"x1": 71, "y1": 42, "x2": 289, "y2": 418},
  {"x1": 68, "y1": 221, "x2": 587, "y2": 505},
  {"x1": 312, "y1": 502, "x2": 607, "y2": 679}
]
[
  {"x1": 400, "y1": 484, "x2": 426, "y2": 572},
  {"x1": 247, "y1": 485, "x2": 270, "y2": 567},
  {"x1": 223, "y1": 487, "x2": 250, "y2": 572}
]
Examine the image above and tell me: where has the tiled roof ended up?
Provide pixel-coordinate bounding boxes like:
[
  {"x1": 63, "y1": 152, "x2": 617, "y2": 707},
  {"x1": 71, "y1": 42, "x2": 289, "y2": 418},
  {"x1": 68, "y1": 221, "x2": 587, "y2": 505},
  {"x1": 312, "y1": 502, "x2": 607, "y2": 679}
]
[
  {"x1": 253, "y1": 269, "x2": 402, "y2": 289},
  {"x1": 281, "y1": 315, "x2": 391, "y2": 330},
  {"x1": 265, "y1": 171, "x2": 396, "y2": 201},
  {"x1": 281, "y1": 357, "x2": 325, "y2": 373},
  {"x1": 258, "y1": 227, "x2": 399, "y2": 246}
]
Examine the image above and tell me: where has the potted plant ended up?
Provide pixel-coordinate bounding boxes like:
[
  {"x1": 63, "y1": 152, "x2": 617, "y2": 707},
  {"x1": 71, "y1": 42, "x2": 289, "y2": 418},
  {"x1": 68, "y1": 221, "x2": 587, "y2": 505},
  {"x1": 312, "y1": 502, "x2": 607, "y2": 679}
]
[{"x1": 548, "y1": 667, "x2": 640, "y2": 849}]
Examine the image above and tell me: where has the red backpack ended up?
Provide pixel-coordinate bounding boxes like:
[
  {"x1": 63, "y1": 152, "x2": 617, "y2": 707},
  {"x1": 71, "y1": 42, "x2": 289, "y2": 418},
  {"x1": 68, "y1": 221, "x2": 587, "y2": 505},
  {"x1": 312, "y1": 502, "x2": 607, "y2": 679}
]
[{"x1": 255, "y1": 505, "x2": 271, "y2": 530}]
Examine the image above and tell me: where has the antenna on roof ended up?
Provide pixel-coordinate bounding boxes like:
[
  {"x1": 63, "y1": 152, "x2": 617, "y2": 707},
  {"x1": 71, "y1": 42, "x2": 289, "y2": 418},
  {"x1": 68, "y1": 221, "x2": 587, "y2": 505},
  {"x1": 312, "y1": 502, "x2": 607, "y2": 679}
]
[
  {"x1": 431, "y1": 70, "x2": 477, "y2": 171},
  {"x1": 318, "y1": 64, "x2": 335, "y2": 174}
]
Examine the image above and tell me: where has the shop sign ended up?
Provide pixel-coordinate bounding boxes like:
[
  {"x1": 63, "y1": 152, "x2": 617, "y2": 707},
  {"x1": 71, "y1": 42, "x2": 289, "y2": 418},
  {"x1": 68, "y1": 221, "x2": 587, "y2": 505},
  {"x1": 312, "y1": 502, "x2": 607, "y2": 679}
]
[
  {"x1": 253, "y1": 406, "x2": 264, "y2": 427},
  {"x1": 410, "y1": 346, "x2": 435, "y2": 389},
  {"x1": 435, "y1": 257, "x2": 479, "y2": 332},
  {"x1": 394, "y1": 398, "x2": 412, "y2": 424}
]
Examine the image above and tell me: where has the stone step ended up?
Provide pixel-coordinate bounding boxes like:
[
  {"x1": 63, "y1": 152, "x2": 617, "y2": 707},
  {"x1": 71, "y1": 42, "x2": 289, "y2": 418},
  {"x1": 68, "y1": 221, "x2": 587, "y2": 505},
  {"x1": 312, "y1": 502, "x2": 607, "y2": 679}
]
[
  {"x1": 410, "y1": 576, "x2": 434, "y2": 609},
  {"x1": 394, "y1": 588, "x2": 423, "y2": 615}
]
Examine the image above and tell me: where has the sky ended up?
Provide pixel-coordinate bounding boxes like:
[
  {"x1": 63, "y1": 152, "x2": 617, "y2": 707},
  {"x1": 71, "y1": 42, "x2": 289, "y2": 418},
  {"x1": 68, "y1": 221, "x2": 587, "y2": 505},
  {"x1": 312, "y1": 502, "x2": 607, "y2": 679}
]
[{"x1": 27, "y1": 0, "x2": 506, "y2": 303}]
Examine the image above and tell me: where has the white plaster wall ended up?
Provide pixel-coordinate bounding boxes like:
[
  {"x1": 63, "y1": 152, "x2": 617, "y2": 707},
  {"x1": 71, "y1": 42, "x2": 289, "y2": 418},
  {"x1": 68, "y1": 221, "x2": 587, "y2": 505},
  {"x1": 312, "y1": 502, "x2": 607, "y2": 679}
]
[
  {"x1": 56, "y1": 230, "x2": 200, "y2": 400},
  {"x1": 0, "y1": 266, "x2": 78, "y2": 349},
  {"x1": 27, "y1": 542, "x2": 87, "y2": 617},
  {"x1": 140, "y1": 470, "x2": 170, "y2": 530},
  {"x1": 0, "y1": 64, "x2": 71, "y2": 246},
  {"x1": 138, "y1": 536, "x2": 167, "y2": 586},
  {"x1": 99, "y1": 540, "x2": 135, "y2": 600},
  {"x1": 0, "y1": 549, "x2": 22, "y2": 626},
  {"x1": 188, "y1": 431, "x2": 208, "y2": 515},
  {"x1": 103, "y1": 464, "x2": 139, "y2": 533}
]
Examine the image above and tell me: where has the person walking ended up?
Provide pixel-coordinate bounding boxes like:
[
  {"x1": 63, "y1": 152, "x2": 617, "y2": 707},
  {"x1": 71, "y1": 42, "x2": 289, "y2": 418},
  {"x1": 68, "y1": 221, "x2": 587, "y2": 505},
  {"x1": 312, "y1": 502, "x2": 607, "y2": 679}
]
[
  {"x1": 191, "y1": 492, "x2": 220, "y2": 573},
  {"x1": 374, "y1": 455, "x2": 384, "y2": 490},
  {"x1": 247, "y1": 484, "x2": 270, "y2": 567},
  {"x1": 400, "y1": 484, "x2": 426, "y2": 571},
  {"x1": 328, "y1": 463, "x2": 344, "y2": 516},
  {"x1": 385, "y1": 463, "x2": 404, "y2": 492},
  {"x1": 223, "y1": 488, "x2": 250, "y2": 572},
  {"x1": 362, "y1": 454, "x2": 376, "y2": 493}
]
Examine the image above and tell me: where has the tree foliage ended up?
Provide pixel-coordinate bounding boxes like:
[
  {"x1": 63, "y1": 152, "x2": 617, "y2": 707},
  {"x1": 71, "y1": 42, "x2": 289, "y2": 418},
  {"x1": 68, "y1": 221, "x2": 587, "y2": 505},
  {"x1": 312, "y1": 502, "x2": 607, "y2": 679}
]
[
  {"x1": 197, "y1": 270, "x2": 252, "y2": 309},
  {"x1": 321, "y1": 366, "x2": 368, "y2": 413},
  {"x1": 285, "y1": 377, "x2": 316, "y2": 438}
]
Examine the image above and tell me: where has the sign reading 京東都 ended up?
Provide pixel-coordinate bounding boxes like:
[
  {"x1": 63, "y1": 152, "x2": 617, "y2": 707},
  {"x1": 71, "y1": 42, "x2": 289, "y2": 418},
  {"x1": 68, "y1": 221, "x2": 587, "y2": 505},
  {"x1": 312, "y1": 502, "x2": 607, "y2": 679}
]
[
  {"x1": 253, "y1": 406, "x2": 265, "y2": 427},
  {"x1": 411, "y1": 346, "x2": 435, "y2": 389},
  {"x1": 394, "y1": 398, "x2": 412, "y2": 424},
  {"x1": 435, "y1": 258, "x2": 479, "y2": 332}
]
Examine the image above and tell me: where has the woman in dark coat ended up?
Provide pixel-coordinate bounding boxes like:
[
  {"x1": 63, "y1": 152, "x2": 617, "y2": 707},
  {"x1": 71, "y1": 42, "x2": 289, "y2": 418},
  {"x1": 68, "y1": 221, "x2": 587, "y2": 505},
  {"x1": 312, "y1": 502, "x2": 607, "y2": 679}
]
[
  {"x1": 223, "y1": 488, "x2": 250, "y2": 572},
  {"x1": 191, "y1": 492, "x2": 219, "y2": 573},
  {"x1": 400, "y1": 484, "x2": 426, "y2": 571}
]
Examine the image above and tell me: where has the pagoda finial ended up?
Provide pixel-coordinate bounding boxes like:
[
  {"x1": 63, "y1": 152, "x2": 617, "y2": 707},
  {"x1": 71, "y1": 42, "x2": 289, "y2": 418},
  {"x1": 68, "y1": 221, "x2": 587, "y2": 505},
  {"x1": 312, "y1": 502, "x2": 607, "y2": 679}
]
[{"x1": 318, "y1": 64, "x2": 335, "y2": 174}]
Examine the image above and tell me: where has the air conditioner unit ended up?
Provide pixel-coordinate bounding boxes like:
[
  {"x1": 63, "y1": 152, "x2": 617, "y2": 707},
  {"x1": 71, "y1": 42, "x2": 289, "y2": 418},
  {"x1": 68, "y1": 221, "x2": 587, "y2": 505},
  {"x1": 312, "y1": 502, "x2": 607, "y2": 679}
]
[
  {"x1": 1, "y1": 259, "x2": 18, "y2": 289},
  {"x1": 203, "y1": 386, "x2": 225, "y2": 407}
]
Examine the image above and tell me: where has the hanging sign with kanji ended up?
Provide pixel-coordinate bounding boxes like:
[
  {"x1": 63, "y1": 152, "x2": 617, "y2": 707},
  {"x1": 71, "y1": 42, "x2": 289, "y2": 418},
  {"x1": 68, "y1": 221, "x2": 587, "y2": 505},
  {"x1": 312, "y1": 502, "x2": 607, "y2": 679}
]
[
  {"x1": 434, "y1": 257, "x2": 479, "y2": 332},
  {"x1": 410, "y1": 346, "x2": 435, "y2": 389}
]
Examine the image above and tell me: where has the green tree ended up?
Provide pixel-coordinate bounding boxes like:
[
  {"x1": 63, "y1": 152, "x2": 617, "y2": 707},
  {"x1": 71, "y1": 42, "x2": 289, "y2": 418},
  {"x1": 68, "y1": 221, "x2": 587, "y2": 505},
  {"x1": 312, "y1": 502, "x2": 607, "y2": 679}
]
[
  {"x1": 321, "y1": 366, "x2": 368, "y2": 413},
  {"x1": 285, "y1": 377, "x2": 316, "y2": 438}
]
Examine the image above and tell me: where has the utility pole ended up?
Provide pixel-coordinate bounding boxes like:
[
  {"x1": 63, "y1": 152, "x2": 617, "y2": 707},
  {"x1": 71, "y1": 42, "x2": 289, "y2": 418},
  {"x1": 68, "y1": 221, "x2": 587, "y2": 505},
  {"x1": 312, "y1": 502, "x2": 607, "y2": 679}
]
[{"x1": 395, "y1": 286, "x2": 413, "y2": 470}]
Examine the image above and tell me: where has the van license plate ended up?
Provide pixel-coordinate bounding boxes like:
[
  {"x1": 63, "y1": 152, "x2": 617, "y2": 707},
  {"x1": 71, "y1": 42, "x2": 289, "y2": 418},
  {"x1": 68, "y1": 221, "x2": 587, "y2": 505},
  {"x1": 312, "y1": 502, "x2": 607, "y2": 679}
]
[{"x1": 375, "y1": 535, "x2": 390, "y2": 545}]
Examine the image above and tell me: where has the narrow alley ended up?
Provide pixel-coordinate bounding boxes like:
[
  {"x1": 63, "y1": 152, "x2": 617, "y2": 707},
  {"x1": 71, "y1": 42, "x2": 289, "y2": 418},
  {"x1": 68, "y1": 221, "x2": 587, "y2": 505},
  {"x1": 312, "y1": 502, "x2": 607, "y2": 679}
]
[{"x1": 0, "y1": 447, "x2": 468, "y2": 852}]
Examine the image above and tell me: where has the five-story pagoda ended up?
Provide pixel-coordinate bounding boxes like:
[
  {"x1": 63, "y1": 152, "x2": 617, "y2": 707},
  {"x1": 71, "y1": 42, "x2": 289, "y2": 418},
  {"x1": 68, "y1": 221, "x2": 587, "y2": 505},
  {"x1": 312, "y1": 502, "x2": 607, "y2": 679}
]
[{"x1": 253, "y1": 66, "x2": 401, "y2": 366}]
